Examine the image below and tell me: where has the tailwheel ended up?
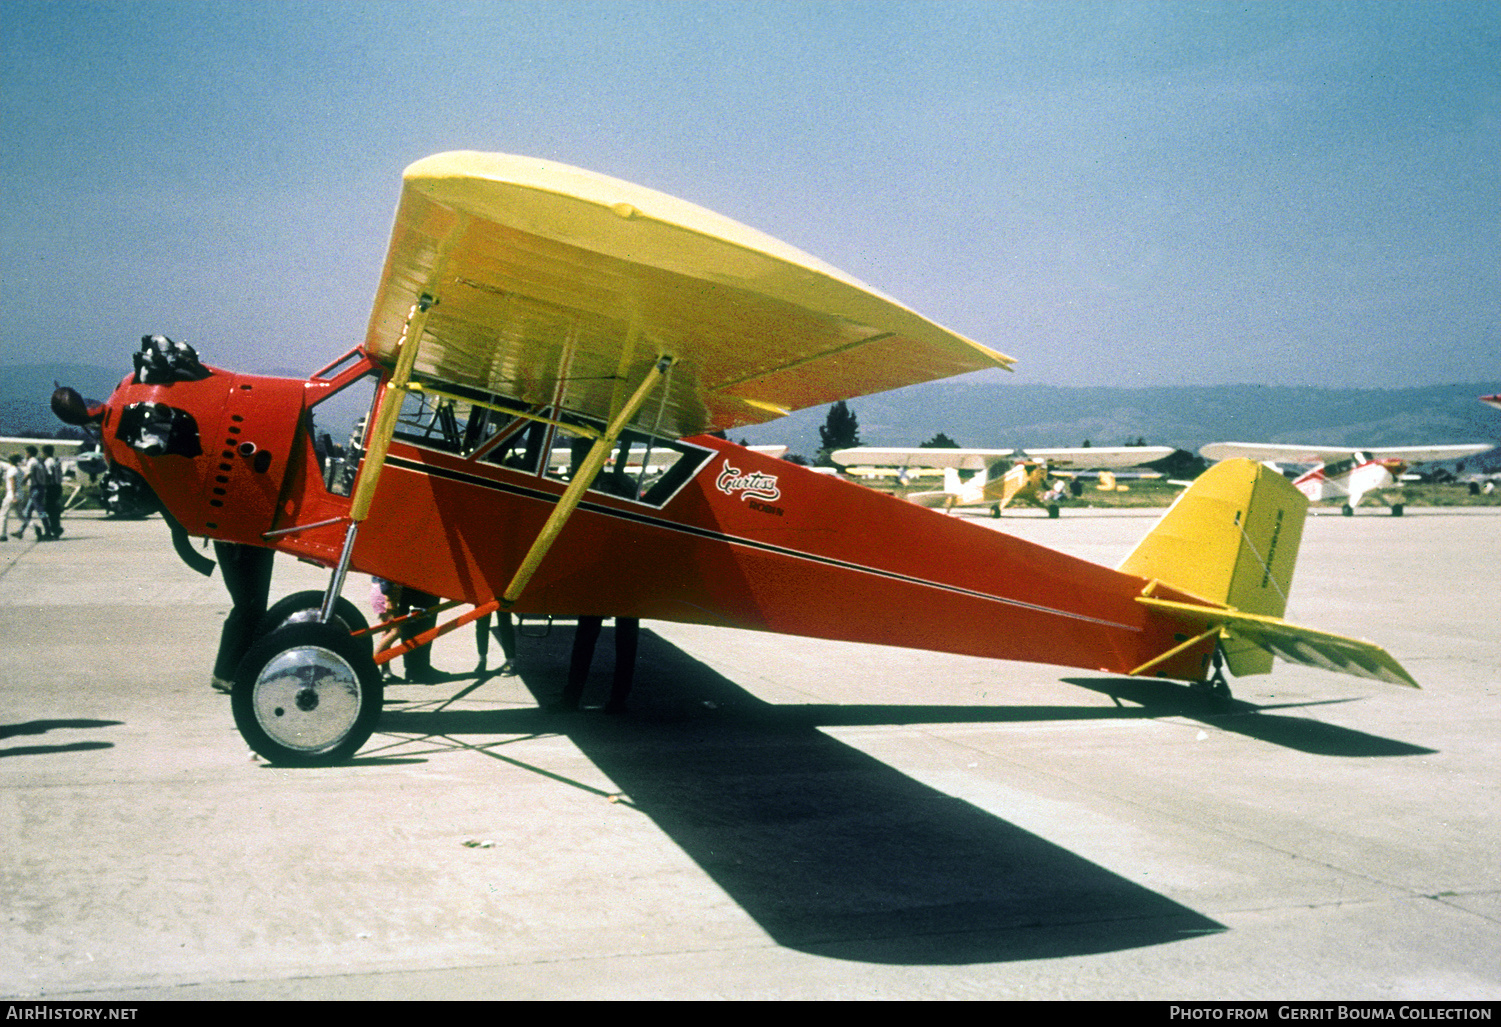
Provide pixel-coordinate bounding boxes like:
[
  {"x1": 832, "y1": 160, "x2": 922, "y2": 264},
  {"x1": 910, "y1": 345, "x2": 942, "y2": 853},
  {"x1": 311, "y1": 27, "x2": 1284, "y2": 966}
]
[
  {"x1": 231, "y1": 621, "x2": 383, "y2": 765},
  {"x1": 1191, "y1": 645, "x2": 1233, "y2": 703}
]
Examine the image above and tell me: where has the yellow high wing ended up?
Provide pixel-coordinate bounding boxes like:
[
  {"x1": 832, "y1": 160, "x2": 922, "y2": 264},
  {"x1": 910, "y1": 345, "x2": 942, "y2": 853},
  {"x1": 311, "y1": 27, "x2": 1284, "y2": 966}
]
[{"x1": 361, "y1": 151, "x2": 1014, "y2": 437}]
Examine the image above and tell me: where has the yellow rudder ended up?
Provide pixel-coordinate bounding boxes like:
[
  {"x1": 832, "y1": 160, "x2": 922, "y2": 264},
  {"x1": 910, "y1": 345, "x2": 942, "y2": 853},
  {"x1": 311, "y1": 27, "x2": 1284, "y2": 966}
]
[{"x1": 1119, "y1": 458, "x2": 1308, "y2": 676}]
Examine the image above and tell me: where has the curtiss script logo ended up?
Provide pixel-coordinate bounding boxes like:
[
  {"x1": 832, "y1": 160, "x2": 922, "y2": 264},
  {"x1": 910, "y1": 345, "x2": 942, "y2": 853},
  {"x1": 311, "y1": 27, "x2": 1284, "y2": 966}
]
[{"x1": 716, "y1": 463, "x2": 781, "y2": 503}]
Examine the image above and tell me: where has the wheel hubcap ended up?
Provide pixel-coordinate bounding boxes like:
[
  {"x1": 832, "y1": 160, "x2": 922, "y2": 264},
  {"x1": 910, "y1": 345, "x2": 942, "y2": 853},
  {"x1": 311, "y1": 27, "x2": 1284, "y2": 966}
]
[{"x1": 252, "y1": 645, "x2": 362, "y2": 754}]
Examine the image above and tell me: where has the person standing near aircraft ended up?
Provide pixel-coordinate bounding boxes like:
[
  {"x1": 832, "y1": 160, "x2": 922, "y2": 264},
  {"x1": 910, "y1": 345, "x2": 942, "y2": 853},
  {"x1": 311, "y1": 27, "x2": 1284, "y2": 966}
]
[
  {"x1": 16, "y1": 446, "x2": 47, "y2": 541},
  {"x1": 1, "y1": 454, "x2": 21, "y2": 540},
  {"x1": 209, "y1": 542, "x2": 276, "y2": 693},
  {"x1": 371, "y1": 576, "x2": 404, "y2": 681},
  {"x1": 474, "y1": 612, "x2": 518, "y2": 676},
  {"x1": 40, "y1": 444, "x2": 63, "y2": 539},
  {"x1": 559, "y1": 616, "x2": 640, "y2": 714},
  {"x1": 396, "y1": 586, "x2": 442, "y2": 683}
]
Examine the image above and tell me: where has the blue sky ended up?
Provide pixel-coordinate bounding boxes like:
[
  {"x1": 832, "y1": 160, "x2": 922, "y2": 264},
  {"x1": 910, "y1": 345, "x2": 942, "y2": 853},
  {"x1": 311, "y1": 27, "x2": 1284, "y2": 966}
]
[{"x1": 1, "y1": 1, "x2": 1496, "y2": 389}]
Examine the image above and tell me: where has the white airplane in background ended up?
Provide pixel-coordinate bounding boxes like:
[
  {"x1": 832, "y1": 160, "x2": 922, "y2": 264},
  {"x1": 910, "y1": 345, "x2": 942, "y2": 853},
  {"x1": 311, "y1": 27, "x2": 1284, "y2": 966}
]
[
  {"x1": 831, "y1": 445, "x2": 1175, "y2": 518},
  {"x1": 1482, "y1": 394, "x2": 1500, "y2": 410},
  {"x1": 1198, "y1": 442, "x2": 1491, "y2": 516}
]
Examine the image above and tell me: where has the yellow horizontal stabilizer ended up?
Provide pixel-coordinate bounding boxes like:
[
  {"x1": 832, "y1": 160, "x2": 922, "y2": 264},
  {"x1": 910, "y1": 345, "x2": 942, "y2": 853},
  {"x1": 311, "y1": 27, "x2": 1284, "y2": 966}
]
[
  {"x1": 1137, "y1": 596, "x2": 1419, "y2": 689},
  {"x1": 363, "y1": 151, "x2": 1014, "y2": 439}
]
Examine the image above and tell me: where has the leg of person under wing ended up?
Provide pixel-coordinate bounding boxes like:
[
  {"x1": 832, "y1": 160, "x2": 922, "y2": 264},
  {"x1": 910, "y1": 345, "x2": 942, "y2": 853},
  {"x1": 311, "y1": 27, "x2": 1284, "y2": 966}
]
[{"x1": 211, "y1": 542, "x2": 275, "y2": 692}]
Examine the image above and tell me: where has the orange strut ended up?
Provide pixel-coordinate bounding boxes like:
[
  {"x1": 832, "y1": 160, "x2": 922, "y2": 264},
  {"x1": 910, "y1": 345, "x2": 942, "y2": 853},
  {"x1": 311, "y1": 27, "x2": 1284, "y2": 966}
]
[{"x1": 374, "y1": 600, "x2": 502, "y2": 666}]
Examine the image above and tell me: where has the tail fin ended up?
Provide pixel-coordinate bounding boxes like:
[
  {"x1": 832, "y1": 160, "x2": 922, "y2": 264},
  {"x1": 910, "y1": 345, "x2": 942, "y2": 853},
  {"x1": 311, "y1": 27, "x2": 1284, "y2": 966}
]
[
  {"x1": 1122, "y1": 458, "x2": 1416, "y2": 686},
  {"x1": 1119, "y1": 458, "x2": 1304, "y2": 621}
]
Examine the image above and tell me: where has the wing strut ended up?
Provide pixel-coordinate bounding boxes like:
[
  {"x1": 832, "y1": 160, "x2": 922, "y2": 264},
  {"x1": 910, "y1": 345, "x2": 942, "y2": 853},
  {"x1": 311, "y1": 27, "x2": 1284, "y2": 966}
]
[
  {"x1": 317, "y1": 293, "x2": 437, "y2": 624},
  {"x1": 499, "y1": 355, "x2": 676, "y2": 610}
]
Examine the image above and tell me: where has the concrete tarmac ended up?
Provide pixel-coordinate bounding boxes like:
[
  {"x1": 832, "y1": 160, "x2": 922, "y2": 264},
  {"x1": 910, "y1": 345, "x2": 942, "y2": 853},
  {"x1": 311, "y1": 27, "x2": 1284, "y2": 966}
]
[{"x1": 1, "y1": 508, "x2": 1497, "y2": 1001}]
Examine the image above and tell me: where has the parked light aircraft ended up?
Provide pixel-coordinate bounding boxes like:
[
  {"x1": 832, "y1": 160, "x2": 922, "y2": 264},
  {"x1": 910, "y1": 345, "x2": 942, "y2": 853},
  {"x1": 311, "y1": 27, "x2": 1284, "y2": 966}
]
[
  {"x1": 1483, "y1": 394, "x2": 1500, "y2": 411},
  {"x1": 54, "y1": 151, "x2": 1416, "y2": 765},
  {"x1": 1199, "y1": 442, "x2": 1492, "y2": 516},
  {"x1": 831, "y1": 446, "x2": 1175, "y2": 518}
]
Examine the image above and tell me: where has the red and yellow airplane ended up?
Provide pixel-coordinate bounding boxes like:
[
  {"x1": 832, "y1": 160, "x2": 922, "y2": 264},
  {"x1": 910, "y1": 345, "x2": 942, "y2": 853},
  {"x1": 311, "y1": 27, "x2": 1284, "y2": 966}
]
[
  {"x1": 54, "y1": 152, "x2": 1417, "y2": 765},
  {"x1": 1199, "y1": 442, "x2": 1491, "y2": 516}
]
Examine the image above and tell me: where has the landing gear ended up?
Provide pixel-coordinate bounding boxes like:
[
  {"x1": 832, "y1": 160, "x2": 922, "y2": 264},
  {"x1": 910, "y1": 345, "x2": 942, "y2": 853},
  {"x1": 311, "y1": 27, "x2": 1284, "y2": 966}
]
[
  {"x1": 1047, "y1": 503, "x2": 1060, "y2": 519},
  {"x1": 1341, "y1": 504, "x2": 1354, "y2": 517},
  {"x1": 990, "y1": 504, "x2": 1001, "y2": 518},
  {"x1": 256, "y1": 589, "x2": 371, "y2": 649},
  {"x1": 1191, "y1": 646, "x2": 1233, "y2": 703},
  {"x1": 1390, "y1": 503, "x2": 1404, "y2": 517},
  {"x1": 231, "y1": 621, "x2": 383, "y2": 765}
]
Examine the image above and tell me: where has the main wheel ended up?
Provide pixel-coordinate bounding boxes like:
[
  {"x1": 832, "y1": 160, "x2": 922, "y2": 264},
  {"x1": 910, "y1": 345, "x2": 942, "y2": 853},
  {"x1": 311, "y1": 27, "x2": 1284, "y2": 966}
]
[
  {"x1": 257, "y1": 590, "x2": 371, "y2": 650},
  {"x1": 231, "y1": 621, "x2": 383, "y2": 765}
]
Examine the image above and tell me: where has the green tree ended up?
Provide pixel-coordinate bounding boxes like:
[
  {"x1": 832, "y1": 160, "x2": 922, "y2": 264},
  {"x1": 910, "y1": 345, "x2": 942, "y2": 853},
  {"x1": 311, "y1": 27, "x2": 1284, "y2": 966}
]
[
  {"x1": 816, "y1": 401, "x2": 861, "y2": 466},
  {"x1": 920, "y1": 432, "x2": 961, "y2": 448}
]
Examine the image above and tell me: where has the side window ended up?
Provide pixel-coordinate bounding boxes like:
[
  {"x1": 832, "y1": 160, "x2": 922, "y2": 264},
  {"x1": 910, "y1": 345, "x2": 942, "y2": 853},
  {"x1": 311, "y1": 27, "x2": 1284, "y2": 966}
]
[
  {"x1": 394, "y1": 388, "x2": 466, "y2": 453},
  {"x1": 543, "y1": 415, "x2": 712, "y2": 508},
  {"x1": 307, "y1": 371, "x2": 381, "y2": 497},
  {"x1": 479, "y1": 418, "x2": 547, "y2": 474},
  {"x1": 393, "y1": 378, "x2": 537, "y2": 463}
]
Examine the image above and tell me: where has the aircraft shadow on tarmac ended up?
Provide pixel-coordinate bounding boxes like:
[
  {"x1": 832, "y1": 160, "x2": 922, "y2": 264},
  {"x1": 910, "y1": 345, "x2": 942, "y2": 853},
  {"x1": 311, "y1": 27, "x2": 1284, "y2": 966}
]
[
  {"x1": 1061, "y1": 678, "x2": 1437, "y2": 757},
  {"x1": 377, "y1": 627, "x2": 1228, "y2": 965},
  {"x1": 0, "y1": 718, "x2": 121, "y2": 759}
]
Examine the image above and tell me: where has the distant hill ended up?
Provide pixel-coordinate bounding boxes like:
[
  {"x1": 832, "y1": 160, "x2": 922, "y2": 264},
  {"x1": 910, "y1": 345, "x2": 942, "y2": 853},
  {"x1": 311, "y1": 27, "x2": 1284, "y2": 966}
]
[
  {"x1": 0, "y1": 362, "x2": 308, "y2": 438},
  {"x1": 731, "y1": 376, "x2": 1501, "y2": 463},
  {"x1": 0, "y1": 364, "x2": 127, "y2": 438},
  {"x1": 4, "y1": 362, "x2": 1497, "y2": 470}
]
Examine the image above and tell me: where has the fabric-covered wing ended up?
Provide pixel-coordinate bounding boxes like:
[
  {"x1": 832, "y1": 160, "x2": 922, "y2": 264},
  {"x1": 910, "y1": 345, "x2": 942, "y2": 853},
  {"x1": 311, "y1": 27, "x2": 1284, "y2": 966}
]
[
  {"x1": 831, "y1": 447, "x2": 1013, "y2": 471},
  {"x1": 1018, "y1": 446, "x2": 1176, "y2": 468},
  {"x1": 363, "y1": 152, "x2": 1014, "y2": 439},
  {"x1": 1202, "y1": 442, "x2": 1490, "y2": 467},
  {"x1": 1199, "y1": 442, "x2": 1359, "y2": 464},
  {"x1": 1365, "y1": 444, "x2": 1492, "y2": 463}
]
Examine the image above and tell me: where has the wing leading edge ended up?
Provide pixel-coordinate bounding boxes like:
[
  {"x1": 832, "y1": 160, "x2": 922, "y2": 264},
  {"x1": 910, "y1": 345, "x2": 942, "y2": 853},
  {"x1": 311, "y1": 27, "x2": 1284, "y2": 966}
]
[
  {"x1": 1202, "y1": 442, "x2": 1491, "y2": 465},
  {"x1": 363, "y1": 151, "x2": 1014, "y2": 439}
]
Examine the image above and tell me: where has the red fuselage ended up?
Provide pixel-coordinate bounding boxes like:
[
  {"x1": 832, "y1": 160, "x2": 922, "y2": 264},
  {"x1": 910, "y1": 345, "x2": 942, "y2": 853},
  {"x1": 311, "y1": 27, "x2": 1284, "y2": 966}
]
[{"x1": 95, "y1": 350, "x2": 1216, "y2": 682}]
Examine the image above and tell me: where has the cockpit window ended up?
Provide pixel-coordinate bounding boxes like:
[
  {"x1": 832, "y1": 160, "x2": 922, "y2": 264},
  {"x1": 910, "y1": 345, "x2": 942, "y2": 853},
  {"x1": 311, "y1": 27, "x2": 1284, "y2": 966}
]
[
  {"x1": 393, "y1": 378, "x2": 536, "y2": 461},
  {"x1": 307, "y1": 370, "x2": 381, "y2": 497},
  {"x1": 544, "y1": 415, "x2": 712, "y2": 509},
  {"x1": 385, "y1": 379, "x2": 711, "y2": 509}
]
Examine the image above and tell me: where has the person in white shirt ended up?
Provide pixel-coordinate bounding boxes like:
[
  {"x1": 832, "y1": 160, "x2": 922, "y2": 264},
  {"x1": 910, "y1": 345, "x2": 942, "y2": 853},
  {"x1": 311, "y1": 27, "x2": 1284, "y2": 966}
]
[{"x1": 1, "y1": 453, "x2": 21, "y2": 541}]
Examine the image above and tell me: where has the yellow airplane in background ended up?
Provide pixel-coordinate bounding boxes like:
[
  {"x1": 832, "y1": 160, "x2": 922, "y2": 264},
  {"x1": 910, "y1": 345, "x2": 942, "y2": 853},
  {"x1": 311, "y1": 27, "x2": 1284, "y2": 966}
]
[{"x1": 832, "y1": 445, "x2": 1175, "y2": 518}]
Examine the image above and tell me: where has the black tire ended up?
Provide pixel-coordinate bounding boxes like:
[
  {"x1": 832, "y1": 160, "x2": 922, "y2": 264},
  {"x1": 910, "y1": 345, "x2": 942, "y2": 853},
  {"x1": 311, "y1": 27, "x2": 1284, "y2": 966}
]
[
  {"x1": 990, "y1": 504, "x2": 1001, "y2": 518},
  {"x1": 1047, "y1": 504, "x2": 1060, "y2": 519},
  {"x1": 1341, "y1": 504, "x2": 1354, "y2": 517},
  {"x1": 231, "y1": 621, "x2": 383, "y2": 765},
  {"x1": 257, "y1": 589, "x2": 371, "y2": 648},
  {"x1": 1391, "y1": 503, "x2": 1404, "y2": 517}
]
